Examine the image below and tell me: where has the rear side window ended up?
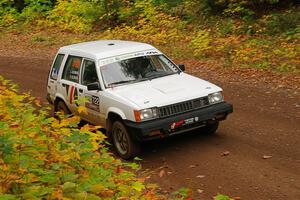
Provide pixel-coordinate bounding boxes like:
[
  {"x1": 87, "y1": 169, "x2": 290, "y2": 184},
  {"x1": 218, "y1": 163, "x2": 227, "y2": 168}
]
[
  {"x1": 62, "y1": 56, "x2": 82, "y2": 83},
  {"x1": 81, "y1": 60, "x2": 98, "y2": 86},
  {"x1": 50, "y1": 54, "x2": 64, "y2": 80}
]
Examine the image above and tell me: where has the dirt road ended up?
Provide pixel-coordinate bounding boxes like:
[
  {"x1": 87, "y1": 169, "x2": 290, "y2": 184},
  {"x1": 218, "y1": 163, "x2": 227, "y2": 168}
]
[{"x1": 0, "y1": 56, "x2": 299, "y2": 200}]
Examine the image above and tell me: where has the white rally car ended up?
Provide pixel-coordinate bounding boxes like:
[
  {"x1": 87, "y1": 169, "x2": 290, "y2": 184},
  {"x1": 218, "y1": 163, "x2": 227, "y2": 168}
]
[{"x1": 47, "y1": 40, "x2": 233, "y2": 159}]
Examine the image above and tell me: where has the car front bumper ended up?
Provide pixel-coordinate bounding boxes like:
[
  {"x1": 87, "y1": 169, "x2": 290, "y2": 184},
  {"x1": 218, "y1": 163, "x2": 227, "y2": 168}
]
[{"x1": 124, "y1": 102, "x2": 233, "y2": 141}]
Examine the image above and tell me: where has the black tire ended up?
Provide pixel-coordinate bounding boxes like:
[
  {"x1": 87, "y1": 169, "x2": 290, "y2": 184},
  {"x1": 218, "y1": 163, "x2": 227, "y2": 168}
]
[
  {"x1": 111, "y1": 121, "x2": 140, "y2": 160},
  {"x1": 54, "y1": 100, "x2": 71, "y2": 117},
  {"x1": 202, "y1": 121, "x2": 219, "y2": 134}
]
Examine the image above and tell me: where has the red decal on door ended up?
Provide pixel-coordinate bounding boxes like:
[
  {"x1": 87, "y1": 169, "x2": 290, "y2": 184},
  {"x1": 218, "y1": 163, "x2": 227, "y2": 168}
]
[{"x1": 69, "y1": 86, "x2": 75, "y2": 104}]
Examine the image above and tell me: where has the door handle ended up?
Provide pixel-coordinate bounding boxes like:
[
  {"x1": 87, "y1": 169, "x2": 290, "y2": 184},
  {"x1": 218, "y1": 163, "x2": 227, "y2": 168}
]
[
  {"x1": 79, "y1": 89, "x2": 83, "y2": 93},
  {"x1": 50, "y1": 80, "x2": 54, "y2": 84}
]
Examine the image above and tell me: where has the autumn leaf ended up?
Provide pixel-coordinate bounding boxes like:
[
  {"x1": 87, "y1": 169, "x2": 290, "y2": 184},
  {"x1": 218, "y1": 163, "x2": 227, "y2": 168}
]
[
  {"x1": 132, "y1": 181, "x2": 145, "y2": 192},
  {"x1": 78, "y1": 106, "x2": 87, "y2": 114}
]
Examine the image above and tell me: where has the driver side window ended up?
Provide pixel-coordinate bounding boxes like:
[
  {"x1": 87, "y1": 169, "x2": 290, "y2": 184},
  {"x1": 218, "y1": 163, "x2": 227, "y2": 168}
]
[{"x1": 81, "y1": 60, "x2": 98, "y2": 86}]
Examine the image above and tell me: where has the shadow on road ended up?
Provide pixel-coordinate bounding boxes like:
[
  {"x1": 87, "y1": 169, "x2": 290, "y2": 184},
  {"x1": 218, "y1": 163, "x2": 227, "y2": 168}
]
[{"x1": 141, "y1": 129, "x2": 224, "y2": 158}]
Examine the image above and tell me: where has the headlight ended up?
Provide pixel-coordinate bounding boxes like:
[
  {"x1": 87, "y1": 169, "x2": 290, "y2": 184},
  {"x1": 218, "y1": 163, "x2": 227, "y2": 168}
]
[
  {"x1": 134, "y1": 107, "x2": 158, "y2": 122},
  {"x1": 208, "y1": 92, "x2": 224, "y2": 104}
]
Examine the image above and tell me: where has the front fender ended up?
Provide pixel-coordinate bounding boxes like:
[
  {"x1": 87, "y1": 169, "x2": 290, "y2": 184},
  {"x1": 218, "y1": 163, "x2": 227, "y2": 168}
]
[
  {"x1": 106, "y1": 107, "x2": 126, "y2": 120},
  {"x1": 55, "y1": 93, "x2": 67, "y2": 104},
  {"x1": 54, "y1": 94, "x2": 70, "y2": 110}
]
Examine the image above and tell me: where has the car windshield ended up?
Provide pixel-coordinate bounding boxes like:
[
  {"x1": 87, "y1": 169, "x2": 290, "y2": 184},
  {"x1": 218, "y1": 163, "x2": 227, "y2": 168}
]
[{"x1": 100, "y1": 55, "x2": 179, "y2": 87}]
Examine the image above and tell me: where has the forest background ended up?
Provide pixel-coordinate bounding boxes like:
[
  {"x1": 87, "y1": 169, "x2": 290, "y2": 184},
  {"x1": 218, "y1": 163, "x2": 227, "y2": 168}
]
[{"x1": 1, "y1": 0, "x2": 299, "y2": 73}]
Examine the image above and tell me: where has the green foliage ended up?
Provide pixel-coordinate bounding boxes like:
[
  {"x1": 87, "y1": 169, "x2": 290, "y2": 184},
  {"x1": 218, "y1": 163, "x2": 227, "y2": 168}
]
[
  {"x1": 215, "y1": 193, "x2": 233, "y2": 200},
  {"x1": 179, "y1": 0, "x2": 211, "y2": 21},
  {"x1": 190, "y1": 29, "x2": 212, "y2": 57},
  {"x1": 44, "y1": 0, "x2": 105, "y2": 33},
  {"x1": 0, "y1": 9, "x2": 18, "y2": 28},
  {"x1": 171, "y1": 187, "x2": 191, "y2": 200},
  {"x1": 0, "y1": 76, "x2": 175, "y2": 199},
  {"x1": 217, "y1": 19, "x2": 234, "y2": 36},
  {"x1": 259, "y1": 11, "x2": 300, "y2": 35},
  {"x1": 20, "y1": 0, "x2": 54, "y2": 22},
  {"x1": 0, "y1": 0, "x2": 15, "y2": 15},
  {"x1": 180, "y1": 0, "x2": 297, "y2": 20},
  {"x1": 0, "y1": 0, "x2": 18, "y2": 28},
  {"x1": 222, "y1": 1, "x2": 254, "y2": 17},
  {"x1": 99, "y1": 0, "x2": 190, "y2": 58}
]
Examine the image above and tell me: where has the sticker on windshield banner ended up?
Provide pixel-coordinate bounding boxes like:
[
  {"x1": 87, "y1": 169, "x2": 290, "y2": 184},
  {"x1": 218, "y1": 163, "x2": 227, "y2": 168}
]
[{"x1": 99, "y1": 51, "x2": 161, "y2": 66}]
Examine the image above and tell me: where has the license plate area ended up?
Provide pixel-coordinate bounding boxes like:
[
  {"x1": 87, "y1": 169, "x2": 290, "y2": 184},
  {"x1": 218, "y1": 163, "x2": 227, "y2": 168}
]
[{"x1": 170, "y1": 117, "x2": 202, "y2": 131}]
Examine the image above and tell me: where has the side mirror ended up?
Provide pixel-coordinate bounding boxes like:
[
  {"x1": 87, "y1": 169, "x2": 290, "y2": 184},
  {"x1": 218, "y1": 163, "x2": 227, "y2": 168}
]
[
  {"x1": 87, "y1": 82, "x2": 101, "y2": 91},
  {"x1": 178, "y1": 64, "x2": 185, "y2": 72}
]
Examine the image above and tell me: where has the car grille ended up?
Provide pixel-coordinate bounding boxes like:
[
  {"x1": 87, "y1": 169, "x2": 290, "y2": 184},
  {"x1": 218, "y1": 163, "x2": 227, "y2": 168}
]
[{"x1": 158, "y1": 96, "x2": 210, "y2": 118}]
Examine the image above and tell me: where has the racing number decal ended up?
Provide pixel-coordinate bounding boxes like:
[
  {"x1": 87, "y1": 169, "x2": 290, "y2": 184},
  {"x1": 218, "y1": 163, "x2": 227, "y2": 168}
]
[
  {"x1": 91, "y1": 96, "x2": 99, "y2": 106},
  {"x1": 85, "y1": 95, "x2": 100, "y2": 112}
]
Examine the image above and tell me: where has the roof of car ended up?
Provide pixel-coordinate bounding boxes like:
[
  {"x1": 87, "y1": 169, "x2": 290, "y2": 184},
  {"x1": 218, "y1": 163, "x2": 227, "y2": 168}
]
[{"x1": 59, "y1": 40, "x2": 159, "y2": 60}]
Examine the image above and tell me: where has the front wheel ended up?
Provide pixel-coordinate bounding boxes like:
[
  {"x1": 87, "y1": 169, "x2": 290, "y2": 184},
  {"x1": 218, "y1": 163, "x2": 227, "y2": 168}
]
[{"x1": 112, "y1": 121, "x2": 140, "y2": 160}]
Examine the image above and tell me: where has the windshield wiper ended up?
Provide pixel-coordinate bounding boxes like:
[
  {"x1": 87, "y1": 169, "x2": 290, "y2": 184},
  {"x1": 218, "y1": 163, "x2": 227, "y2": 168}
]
[
  {"x1": 146, "y1": 72, "x2": 174, "y2": 80},
  {"x1": 108, "y1": 80, "x2": 136, "y2": 87}
]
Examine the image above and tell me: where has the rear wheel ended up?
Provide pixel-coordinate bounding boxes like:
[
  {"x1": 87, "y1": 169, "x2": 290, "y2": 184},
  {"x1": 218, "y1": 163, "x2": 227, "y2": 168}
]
[
  {"x1": 112, "y1": 121, "x2": 140, "y2": 159},
  {"x1": 54, "y1": 100, "x2": 71, "y2": 117},
  {"x1": 202, "y1": 121, "x2": 219, "y2": 134}
]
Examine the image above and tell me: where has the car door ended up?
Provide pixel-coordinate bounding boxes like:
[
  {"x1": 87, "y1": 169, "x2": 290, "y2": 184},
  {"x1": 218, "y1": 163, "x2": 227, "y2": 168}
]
[
  {"x1": 77, "y1": 58, "x2": 105, "y2": 126},
  {"x1": 58, "y1": 55, "x2": 83, "y2": 113},
  {"x1": 47, "y1": 53, "x2": 65, "y2": 102}
]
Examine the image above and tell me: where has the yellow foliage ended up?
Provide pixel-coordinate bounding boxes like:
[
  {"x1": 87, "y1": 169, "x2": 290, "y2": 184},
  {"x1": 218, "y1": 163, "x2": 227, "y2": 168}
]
[
  {"x1": 0, "y1": 11, "x2": 17, "y2": 28},
  {"x1": 0, "y1": 76, "x2": 169, "y2": 199},
  {"x1": 78, "y1": 105, "x2": 87, "y2": 114},
  {"x1": 41, "y1": 0, "x2": 101, "y2": 33},
  {"x1": 190, "y1": 30, "x2": 212, "y2": 57}
]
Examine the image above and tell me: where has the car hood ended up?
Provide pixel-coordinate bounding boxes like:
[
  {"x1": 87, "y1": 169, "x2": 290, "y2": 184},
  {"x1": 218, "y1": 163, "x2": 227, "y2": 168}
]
[{"x1": 108, "y1": 73, "x2": 222, "y2": 109}]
